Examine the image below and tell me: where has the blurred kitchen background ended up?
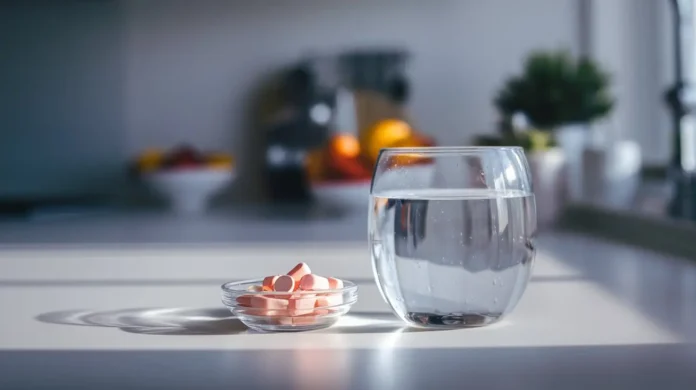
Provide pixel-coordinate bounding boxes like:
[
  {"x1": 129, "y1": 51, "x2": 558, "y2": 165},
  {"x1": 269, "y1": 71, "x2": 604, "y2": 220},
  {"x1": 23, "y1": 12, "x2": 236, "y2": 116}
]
[{"x1": 0, "y1": 0, "x2": 693, "y2": 232}]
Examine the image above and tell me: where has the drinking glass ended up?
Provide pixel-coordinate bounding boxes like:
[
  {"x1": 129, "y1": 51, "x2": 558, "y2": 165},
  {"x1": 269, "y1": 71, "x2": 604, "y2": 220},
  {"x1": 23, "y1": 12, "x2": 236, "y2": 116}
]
[{"x1": 369, "y1": 147, "x2": 536, "y2": 328}]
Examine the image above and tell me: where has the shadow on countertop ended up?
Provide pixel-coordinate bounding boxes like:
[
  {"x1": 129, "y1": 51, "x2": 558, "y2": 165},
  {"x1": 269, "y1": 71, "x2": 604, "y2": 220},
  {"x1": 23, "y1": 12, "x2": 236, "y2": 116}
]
[
  {"x1": 35, "y1": 308, "x2": 448, "y2": 336},
  {"x1": 35, "y1": 307, "x2": 248, "y2": 336}
]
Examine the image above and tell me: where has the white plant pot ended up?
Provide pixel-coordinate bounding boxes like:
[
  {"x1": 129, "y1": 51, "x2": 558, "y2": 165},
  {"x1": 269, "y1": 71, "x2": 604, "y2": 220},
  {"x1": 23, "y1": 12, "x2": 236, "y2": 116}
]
[
  {"x1": 527, "y1": 148, "x2": 567, "y2": 227},
  {"x1": 582, "y1": 140, "x2": 641, "y2": 208},
  {"x1": 555, "y1": 124, "x2": 589, "y2": 200}
]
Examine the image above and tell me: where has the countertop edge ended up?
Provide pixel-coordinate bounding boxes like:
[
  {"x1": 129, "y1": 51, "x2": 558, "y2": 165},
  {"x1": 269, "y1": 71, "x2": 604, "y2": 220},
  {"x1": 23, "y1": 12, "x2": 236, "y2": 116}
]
[{"x1": 560, "y1": 204, "x2": 696, "y2": 260}]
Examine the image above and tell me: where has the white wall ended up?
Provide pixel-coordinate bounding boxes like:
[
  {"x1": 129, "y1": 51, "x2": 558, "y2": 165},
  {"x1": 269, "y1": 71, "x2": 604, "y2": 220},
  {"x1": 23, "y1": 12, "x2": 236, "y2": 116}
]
[
  {"x1": 1, "y1": 0, "x2": 581, "y2": 200},
  {"x1": 123, "y1": 0, "x2": 580, "y2": 199},
  {"x1": 586, "y1": 0, "x2": 669, "y2": 165}
]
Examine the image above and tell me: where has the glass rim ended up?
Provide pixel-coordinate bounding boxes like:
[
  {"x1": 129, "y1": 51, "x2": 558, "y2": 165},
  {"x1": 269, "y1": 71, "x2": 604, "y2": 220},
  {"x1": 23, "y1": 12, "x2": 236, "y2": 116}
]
[{"x1": 379, "y1": 146, "x2": 523, "y2": 154}]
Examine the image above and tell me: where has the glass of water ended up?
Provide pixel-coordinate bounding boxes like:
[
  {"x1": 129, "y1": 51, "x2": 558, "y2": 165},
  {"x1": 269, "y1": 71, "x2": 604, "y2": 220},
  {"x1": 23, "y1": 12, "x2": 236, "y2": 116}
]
[{"x1": 369, "y1": 147, "x2": 536, "y2": 328}]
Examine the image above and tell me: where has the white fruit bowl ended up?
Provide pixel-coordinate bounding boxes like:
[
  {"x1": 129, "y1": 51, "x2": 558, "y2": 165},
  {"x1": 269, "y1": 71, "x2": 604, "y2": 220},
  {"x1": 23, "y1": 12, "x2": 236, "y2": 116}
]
[
  {"x1": 311, "y1": 180, "x2": 372, "y2": 211},
  {"x1": 144, "y1": 168, "x2": 235, "y2": 215}
]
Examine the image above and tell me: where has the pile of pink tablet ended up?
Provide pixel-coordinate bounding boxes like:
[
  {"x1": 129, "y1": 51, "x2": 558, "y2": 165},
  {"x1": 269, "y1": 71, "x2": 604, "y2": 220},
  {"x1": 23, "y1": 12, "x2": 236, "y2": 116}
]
[{"x1": 235, "y1": 262, "x2": 344, "y2": 325}]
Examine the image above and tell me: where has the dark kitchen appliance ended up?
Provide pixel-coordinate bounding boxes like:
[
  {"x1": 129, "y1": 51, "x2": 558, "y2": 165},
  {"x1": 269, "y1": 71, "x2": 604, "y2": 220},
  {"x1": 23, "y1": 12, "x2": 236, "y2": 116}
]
[
  {"x1": 666, "y1": 0, "x2": 696, "y2": 221},
  {"x1": 262, "y1": 49, "x2": 411, "y2": 203},
  {"x1": 262, "y1": 64, "x2": 334, "y2": 202}
]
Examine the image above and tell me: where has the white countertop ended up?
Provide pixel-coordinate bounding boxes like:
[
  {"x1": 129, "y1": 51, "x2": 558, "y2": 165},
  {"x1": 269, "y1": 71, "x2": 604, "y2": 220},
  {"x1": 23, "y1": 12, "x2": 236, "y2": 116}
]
[{"x1": 1, "y1": 212, "x2": 695, "y2": 388}]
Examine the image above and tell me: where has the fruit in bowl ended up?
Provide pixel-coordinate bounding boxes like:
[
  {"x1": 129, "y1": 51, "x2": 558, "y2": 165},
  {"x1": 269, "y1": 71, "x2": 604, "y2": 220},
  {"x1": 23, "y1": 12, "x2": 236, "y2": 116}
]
[
  {"x1": 306, "y1": 121, "x2": 436, "y2": 209},
  {"x1": 131, "y1": 145, "x2": 236, "y2": 215},
  {"x1": 325, "y1": 134, "x2": 373, "y2": 180},
  {"x1": 132, "y1": 145, "x2": 235, "y2": 175},
  {"x1": 305, "y1": 134, "x2": 370, "y2": 208}
]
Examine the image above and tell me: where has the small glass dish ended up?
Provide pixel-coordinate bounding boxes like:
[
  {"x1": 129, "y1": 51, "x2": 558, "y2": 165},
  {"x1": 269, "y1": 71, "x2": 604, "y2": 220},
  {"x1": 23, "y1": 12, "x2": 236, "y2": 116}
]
[{"x1": 221, "y1": 278, "x2": 358, "y2": 332}]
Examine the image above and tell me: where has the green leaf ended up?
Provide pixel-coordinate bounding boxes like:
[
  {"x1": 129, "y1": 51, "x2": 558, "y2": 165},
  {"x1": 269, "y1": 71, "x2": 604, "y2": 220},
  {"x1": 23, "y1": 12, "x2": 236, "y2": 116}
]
[{"x1": 493, "y1": 50, "x2": 614, "y2": 130}]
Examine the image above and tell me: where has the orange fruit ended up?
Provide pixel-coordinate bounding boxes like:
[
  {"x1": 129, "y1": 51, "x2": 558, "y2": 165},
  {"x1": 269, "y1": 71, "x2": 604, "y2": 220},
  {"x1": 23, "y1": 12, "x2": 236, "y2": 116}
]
[
  {"x1": 208, "y1": 153, "x2": 235, "y2": 164},
  {"x1": 391, "y1": 134, "x2": 423, "y2": 148},
  {"x1": 206, "y1": 153, "x2": 235, "y2": 170},
  {"x1": 136, "y1": 149, "x2": 164, "y2": 172},
  {"x1": 328, "y1": 133, "x2": 361, "y2": 159},
  {"x1": 366, "y1": 119, "x2": 412, "y2": 163},
  {"x1": 326, "y1": 134, "x2": 371, "y2": 180},
  {"x1": 387, "y1": 133, "x2": 436, "y2": 167},
  {"x1": 207, "y1": 161, "x2": 233, "y2": 170}
]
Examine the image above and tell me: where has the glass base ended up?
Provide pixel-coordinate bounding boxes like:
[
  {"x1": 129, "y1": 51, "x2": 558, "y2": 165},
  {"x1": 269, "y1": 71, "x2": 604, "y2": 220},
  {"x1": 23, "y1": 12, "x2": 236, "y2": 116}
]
[
  {"x1": 237, "y1": 313, "x2": 341, "y2": 333},
  {"x1": 405, "y1": 312, "x2": 502, "y2": 328}
]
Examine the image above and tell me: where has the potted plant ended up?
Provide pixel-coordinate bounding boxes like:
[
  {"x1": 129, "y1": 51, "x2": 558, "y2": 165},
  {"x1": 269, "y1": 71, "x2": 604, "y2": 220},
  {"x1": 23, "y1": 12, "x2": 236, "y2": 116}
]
[
  {"x1": 489, "y1": 50, "x2": 638, "y2": 212},
  {"x1": 494, "y1": 50, "x2": 614, "y2": 133},
  {"x1": 495, "y1": 50, "x2": 616, "y2": 200}
]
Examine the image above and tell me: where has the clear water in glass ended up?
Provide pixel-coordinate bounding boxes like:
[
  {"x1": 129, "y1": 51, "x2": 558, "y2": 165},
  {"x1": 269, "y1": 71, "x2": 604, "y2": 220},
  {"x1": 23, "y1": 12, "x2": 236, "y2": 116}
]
[{"x1": 370, "y1": 187, "x2": 536, "y2": 327}]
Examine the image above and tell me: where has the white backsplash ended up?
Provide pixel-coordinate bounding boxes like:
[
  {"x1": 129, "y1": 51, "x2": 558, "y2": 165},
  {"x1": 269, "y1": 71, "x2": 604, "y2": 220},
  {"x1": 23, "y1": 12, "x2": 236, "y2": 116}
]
[{"x1": 1, "y1": 0, "x2": 580, "y2": 200}]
